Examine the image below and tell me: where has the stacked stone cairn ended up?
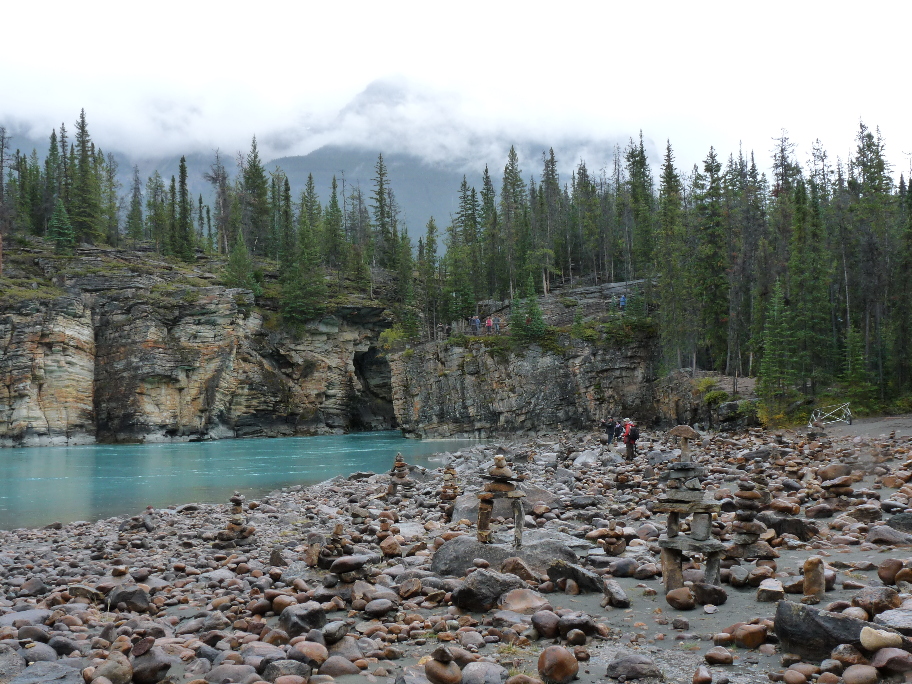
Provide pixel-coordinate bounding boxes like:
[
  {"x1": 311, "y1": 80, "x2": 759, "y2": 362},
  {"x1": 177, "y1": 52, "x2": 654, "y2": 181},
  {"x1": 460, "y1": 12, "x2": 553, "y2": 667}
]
[
  {"x1": 317, "y1": 522, "x2": 354, "y2": 569},
  {"x1": 477, "y1": 455, "x2": 526, "y2": 548},
  {"x1": 386, "y1": 452, "x2": 415, "y2": 500},
  {"x1": 213, "y1": 492, "x2": 256, "y2": 549},
  {"x1": 438, "y1": 466, "x2": 461, "y2": 521},
  {"x1": 114, "y1": 505, "x2": 156, "y2": 551},
  {"x1": 595, "y1": 520, "x2": 628, "y2": 556},
  {"x1": 655, "y1": 426, "x2": 724, "y2": 599},
  {"x1": 727, "y1": 477, "x2": 778, "y2": 561}
]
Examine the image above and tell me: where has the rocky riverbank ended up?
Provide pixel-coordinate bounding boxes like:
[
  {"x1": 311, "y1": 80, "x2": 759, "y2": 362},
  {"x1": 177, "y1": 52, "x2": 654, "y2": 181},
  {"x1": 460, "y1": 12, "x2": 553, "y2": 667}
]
[{"x1": 3, "y1": 421, "x2": 912, "y2": 684}]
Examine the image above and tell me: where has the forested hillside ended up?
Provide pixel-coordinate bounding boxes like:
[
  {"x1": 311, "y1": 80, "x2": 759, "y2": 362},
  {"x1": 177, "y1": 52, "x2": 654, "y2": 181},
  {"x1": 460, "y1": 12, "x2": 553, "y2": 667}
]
[{"x1": 1, "y1": 111, "x2": 910, "y2": 418}]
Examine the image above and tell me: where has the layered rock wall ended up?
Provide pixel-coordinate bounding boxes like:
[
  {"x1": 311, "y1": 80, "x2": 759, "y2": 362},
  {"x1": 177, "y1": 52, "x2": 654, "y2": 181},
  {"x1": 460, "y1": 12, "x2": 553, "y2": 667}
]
[
  {"x1": 389, "y1": 334, "x2": 657, "y2": 438},
  {"x1": 1, "y1": 282, "x2": 394, "y2": 447}
]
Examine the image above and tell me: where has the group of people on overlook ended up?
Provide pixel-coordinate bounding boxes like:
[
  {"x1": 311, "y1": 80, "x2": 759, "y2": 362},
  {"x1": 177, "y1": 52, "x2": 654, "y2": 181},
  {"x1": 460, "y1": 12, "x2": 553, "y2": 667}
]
[{"x1": 469, "y1": 314, "x2": 502, "y2": 335}]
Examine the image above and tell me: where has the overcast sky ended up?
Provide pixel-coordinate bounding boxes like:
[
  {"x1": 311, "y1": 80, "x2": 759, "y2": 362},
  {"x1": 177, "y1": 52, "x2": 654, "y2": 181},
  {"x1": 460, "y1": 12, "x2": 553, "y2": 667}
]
[{"x1": 4, "y1": 1, "x2": 910, "y2": 179}]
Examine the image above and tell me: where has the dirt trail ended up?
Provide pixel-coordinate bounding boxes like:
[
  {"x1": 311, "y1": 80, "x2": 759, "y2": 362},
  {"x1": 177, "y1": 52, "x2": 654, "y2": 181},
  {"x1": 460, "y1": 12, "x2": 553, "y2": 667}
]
[{"x1": 817, "y1": 413, "x2": 912, "y2": 439}]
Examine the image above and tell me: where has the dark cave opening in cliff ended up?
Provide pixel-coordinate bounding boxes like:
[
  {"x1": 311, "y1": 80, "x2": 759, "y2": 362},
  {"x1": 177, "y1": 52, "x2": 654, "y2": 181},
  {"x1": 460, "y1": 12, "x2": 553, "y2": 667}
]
[{"x1": 351, "y1": 346, "x2": 398, "y2": 430}]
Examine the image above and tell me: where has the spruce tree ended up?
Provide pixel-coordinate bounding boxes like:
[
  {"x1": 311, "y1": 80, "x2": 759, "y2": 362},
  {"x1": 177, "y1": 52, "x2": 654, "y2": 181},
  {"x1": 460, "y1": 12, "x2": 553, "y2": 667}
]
[
  {"x1": 241, "y1": 137, "x2": 269, "y2": 255},
  {"x1": 371, "y1": 154, "x2": 393, "y2": 268},
  {"x1": 281, "y1": 210, "x2": 326, "y2": 324},
  {"x1": 69, "y1": 110, "x2": 102, "y2": 243},
  {"x1": 175, "y1": 156, "x2": 194, "y2": 261},
  {"x1": 323, "y1": 176, "x2": 344, "y2": 272},
  {"x1": 48, "y1": 198, "x2": 75, "y2": 255},
  {"x1": 510, "y1": 275, "x2": 546, "y2": 342},
  {"x1": 224, "y1": 229, "x2": 259, "y2": 294},
  {"x1": 695, "y1": 146, "x2": 728, "y2": 368},
  {"x1": 125, "y1": 166, "x2": 144, "y2": 243},
  {"x1": 759, "y1": 279, "x2": 794, "y2": 418}
]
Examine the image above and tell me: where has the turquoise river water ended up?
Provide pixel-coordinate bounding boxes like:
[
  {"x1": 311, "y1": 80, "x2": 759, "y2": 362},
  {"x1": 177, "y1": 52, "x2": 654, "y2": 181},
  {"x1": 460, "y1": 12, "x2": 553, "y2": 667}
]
[{"x1": 0, "y1": 432, "x2": 478, "y2": 530}]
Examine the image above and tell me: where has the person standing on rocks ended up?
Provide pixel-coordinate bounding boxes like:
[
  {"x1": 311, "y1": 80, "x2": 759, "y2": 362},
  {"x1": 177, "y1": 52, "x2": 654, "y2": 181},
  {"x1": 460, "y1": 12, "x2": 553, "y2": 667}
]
[
  {"x1": 485, "y1": 316, "x2": 493, "y2": 335},
  {"x1": 623, "y1": 418, "x2": 639, "y2": 461},
  {"x1": 493, "y1": 314, "x2": 501, "y2": 333}
]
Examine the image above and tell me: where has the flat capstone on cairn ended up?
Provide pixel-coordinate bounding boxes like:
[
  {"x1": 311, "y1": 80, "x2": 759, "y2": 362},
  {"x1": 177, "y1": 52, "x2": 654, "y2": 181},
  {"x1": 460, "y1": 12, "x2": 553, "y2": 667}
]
[
  {"x1": 655, "y1": 425, "x2": 725, "y2": 592},
  {"x1": 477, "y1": 454, "x2": 526, "y2": 548}
]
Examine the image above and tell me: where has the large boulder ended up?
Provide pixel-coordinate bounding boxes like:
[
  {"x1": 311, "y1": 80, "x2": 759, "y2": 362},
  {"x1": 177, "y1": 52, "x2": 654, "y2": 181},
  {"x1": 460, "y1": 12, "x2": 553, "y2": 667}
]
[
  {"x1": 262, "y1": 660, "x2": 312, "y2": 682},
  {"x1": 451, "y1": 569, "x2": 528, "y2": 612},
  {"x1": 546, "y1": 561, "x2": 604, "y2": 593},
  {"x1": 886, "y1": 512, "x2": 912, "y2": 533},
  {"x1": 0, "y1": 644, "x2": 26, "y2": 684},
  {"x1": 774, "y1": 601, "x2": 902, "y2": 660},
  {"x1": 107, "y1": 586, "x2": 150, "y2": 613},
  {"x1": 461, "y1": 662, "x2": 508, "y2": 684},
  {"x1": 130, "y1": 648, "x2": 175, "y2": 684},
  {"x1": 874, "y1": 609, "x2": 912, "y2": 636},
  {"x1": 91, "y1": 652, "x2": 132, "y2": 684},
  {"x1": 430, "y1": 536, "x2": 575, "y2": 577},
  {"x1": 9, "y1": 662, "x2": 82, "y2": 684},
  {"x1": 0, "y1": 611, "x2": 51, "y2": 628},
  {"x1": 277, "y1": 602, "x2": 326, "y2": 638},
  {"x1": 604, "y1": 654, "x2": 662, "y2": 680}
]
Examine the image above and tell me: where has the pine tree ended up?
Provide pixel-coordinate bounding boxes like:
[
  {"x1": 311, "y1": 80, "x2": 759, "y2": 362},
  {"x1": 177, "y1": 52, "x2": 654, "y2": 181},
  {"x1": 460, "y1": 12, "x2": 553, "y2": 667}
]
[
  {"x1": 175, "y1": 156, "x2": 194, "y2": 261},
  {"x1": 323, "y1": 176, "x2": 344, "y2": 273},
  {"x1": 69, "y1": 110, "x2": 102, "y2": 243},
  {"x1": 125, "y1": 166, "x2": 144, "y2": 243},
  {"x1": 625, "y1": 132, "x2": 655, "y2": 275},
  {"x1": 145, "y1": 172, "x2": 168, "y2": 252},
  {"x1": 510, "y1": 275, "x2": 546, "y2": 341},
  {"x1": 166, "y1": 175, "x2": 177, "y2": 256},
  {"x1": 99, "y1": 151, "x2": 121, "y2": 246},
  {"x1": 224, "y1": 229, "x2": 259, "y2": 294},
  {"x1": 371, "y1": 154, "x2": 393, "y2": 268},
  {"x1": 241, "y1": 137, "x2": 269, "y2": 254},
  {"x1": 47, "y1": 198, "x2": 75, "y2": 255},
  {"x1": 656, "y1": 141, "x2": 691, "y2": 369},
  {"x1": 759, "y1": 279, "x2": 795, "y2": 419},
  {"x1": 500, "y1": 146, "x2": 527, "y2": 297},
  {"x1": 42, "y1": 130, "x2": 60, "y2": 233},
  {"x1": 695, "y1": 146, "x2": 729, "y2": 368},
  {"x1": 892, "y1": 180, "x2": 912, "y2": 391},
  {"x1": 281, "y1": 206, "x2": 326, "y2": 324}
]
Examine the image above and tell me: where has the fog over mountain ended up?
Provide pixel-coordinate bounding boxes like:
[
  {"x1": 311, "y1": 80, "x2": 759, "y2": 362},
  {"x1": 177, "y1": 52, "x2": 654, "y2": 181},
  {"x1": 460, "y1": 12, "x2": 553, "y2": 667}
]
[{"x1": 3, "y1": 78, "x2": 641, "y2": 229}]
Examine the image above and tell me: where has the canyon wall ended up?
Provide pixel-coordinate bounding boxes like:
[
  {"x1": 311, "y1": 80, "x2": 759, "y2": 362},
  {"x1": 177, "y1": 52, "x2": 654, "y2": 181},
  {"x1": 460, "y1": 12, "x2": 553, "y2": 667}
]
[
  {"x1": 0, "y1": 253, "x2": 395, "y2": 446},
  {"x1": 389, "y1": 332, "x2": 657, "y2": 438},
  {"x1": 1, "y1": 247, "x2": 727, "y2": 446}
]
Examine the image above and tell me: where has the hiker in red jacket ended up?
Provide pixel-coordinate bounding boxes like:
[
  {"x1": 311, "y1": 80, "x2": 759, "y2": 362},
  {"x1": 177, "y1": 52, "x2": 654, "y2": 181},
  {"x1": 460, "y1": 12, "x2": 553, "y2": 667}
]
[{"x1": 623, "y1": 418, "x2": 640, "y2": 461}]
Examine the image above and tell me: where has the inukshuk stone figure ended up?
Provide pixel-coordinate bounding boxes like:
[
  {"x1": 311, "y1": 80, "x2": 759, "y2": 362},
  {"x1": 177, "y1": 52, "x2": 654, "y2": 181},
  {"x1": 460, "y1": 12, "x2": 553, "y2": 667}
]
[
  {"x1": 477, "y1": 455, "x2": 526, "y2": 548},
  {"x1": 387, "y1": 452, "x2": 415, "y2": 500},
  {"x1": 438, "y1": 466, "x2": 461, "y2": 521},
  {"x1": 655, "y1": 454, "x2": 724, "y2": 592},
  {"x1": 214, "y1": 492, "x2": 256, "y2": 549}
]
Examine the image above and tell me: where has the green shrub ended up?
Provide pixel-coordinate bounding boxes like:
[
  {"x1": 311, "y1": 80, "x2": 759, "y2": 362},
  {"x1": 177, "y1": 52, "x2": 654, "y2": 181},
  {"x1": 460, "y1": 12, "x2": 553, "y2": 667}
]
[
  {"x1": 694, "y1": 377, "x2": 718, "y2": 393},
  {"x1": 704, "y1": 390, "x2": 730, "y2": 408},
  {"x1": 379, "y1": 324, "x2": 407, "y2": 351}
]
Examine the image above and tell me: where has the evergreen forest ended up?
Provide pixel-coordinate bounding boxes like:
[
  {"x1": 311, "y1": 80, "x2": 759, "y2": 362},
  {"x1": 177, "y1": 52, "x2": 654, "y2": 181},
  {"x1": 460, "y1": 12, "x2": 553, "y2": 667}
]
[{"x1": 2, "y1": 111, "x2": 911, "y2": 419}]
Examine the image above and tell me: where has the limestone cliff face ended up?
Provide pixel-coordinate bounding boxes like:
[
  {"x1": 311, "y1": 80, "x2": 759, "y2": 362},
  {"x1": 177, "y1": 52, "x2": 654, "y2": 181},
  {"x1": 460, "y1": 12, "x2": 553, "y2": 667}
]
[
  {"x1": 0, "y1": 295, "x2": 96, "y2": 446},
  {"x1": 389, "y1": 334, "x2": 657, "y2": 438},
  {"x1": 1, "y1": 270, "x2": 395, "y2": 446}
]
